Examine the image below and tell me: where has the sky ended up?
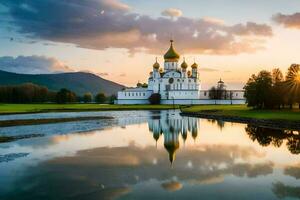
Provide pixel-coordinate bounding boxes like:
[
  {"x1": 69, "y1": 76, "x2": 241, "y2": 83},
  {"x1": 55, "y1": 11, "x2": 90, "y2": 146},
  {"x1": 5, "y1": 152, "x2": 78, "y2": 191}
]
[{"x1": 0, "y1": 0, "x2": 300, "y2": 89}]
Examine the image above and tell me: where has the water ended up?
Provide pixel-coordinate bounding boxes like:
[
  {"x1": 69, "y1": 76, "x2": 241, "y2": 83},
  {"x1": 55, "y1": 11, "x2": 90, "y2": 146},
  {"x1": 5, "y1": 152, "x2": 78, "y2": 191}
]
[{"x1": 0, "y1": 110, "x2": 299, "y2": 200}]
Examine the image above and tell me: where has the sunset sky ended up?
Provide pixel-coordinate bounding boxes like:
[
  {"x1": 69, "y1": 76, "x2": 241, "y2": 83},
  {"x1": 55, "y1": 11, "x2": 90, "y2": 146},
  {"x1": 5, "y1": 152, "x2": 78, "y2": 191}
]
[{"x1": 1, "y1": 0, "x2": 300, "y2": 88}]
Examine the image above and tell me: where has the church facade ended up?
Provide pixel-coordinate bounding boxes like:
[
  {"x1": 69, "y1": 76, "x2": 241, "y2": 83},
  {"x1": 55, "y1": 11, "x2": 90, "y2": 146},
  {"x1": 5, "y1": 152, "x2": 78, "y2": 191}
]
[{"x1": 116, "y1": 40, "x2": 245, "y2": 105}]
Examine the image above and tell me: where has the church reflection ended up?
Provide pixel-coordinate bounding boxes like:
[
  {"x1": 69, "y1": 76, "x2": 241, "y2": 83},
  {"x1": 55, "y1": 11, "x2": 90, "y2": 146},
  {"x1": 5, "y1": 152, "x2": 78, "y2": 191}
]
[{"x1": 148, "y1": 111, "x2": 199, "y2": 164}]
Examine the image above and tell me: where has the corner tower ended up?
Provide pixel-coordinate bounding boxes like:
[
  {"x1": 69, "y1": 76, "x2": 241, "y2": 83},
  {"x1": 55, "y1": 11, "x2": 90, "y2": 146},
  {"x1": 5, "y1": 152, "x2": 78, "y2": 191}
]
[{"x1": 164, "y1": 40, "x2": 180, "y2": 71}]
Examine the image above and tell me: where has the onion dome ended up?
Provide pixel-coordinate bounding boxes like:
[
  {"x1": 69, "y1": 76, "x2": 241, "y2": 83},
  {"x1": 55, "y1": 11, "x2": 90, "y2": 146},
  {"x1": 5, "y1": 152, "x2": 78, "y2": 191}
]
[
  {"x1": 191, "y1": 62, "x2": 198, "y2": 69},
  {"x1": 164, "y1": 40, "x2": 180, "y2": 62},
  {"x1": 181, "y1": 58, "x2": 188, "y2": 69},
  {"x1": 159, "y1": 68, "x2": 164, "y2": 73},
  {"x1": 164, "y1": 141, "x2": 179, "y2": 165},
  {"x1": 153, "y1": 57, "x2": 160, "y2": 69}
]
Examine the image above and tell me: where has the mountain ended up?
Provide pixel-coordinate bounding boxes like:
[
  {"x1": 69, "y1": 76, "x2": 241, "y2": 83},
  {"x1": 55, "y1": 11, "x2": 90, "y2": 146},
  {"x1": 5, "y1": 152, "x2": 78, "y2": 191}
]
[{"x1": 0, "y1": 70, "x2": 125, "y2": 96}]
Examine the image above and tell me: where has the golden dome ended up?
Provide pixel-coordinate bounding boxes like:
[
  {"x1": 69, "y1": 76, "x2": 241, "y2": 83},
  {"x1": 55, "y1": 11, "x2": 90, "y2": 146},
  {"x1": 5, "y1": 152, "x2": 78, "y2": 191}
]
[
  {"x1": 164, "y1": 40, "x2": 180, "y2": 62},
  {"x1": 191, "y1": 62, "x2": 198, "y2": 69},
  {"x1": 164, "y1": 141, "x2": 179, "y2": 164},
  {"x1": 153, "y1": 57, "x2": 160, "y2": 69},
  {"x1": 181, "y1": 58, "x2": 188, "y2": 69}
]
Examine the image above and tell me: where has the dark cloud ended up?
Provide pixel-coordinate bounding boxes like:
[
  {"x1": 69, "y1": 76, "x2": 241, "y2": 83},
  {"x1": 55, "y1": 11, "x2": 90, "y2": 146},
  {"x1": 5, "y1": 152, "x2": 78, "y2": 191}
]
[
  {"x1": 0, "y1": 55, "x2": 73, "y2": 74},
  {"x1": 1, "y1": 0, "x2": 272, "y2": 55},
  {"x1": 273, "y1": 12, "x2": 300, "y2": 29}
]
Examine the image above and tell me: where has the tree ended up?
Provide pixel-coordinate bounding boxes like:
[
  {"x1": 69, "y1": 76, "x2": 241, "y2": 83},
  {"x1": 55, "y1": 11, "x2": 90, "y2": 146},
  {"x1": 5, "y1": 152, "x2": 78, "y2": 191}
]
[
  {"x1": 0, "y1": 83, "x2": 55, "y2": 103},
  {"x1": 56, "y1": 88, "x2": 77, "y2": 104},
  {"x1": 108, "y1": 94, "x2": 117, "y2": 104},
  {"x1": 209, "y1": 84, "x2": 227, "y2": 100},
  {"x1": 95, "y1": 92, "x2": 106, "y2": 103},
  {"x1": 149, "y1": 93, "x2": 161, "y2": 104},
  {"x1": 272, "y1": 68, "x2": 284, "y2": 108},
  {"x1": 244, "y1": 70, "x2": 273, "y2": 109},
  {"x1": 284, "y1": 64, "x2": 300, "y2": 108},
  {"x1": 209, "y1": 86, "x2": 217, "y2": 100},
  {"x1": 83, "y1": 92, "x2": 92, "y2": 103}
]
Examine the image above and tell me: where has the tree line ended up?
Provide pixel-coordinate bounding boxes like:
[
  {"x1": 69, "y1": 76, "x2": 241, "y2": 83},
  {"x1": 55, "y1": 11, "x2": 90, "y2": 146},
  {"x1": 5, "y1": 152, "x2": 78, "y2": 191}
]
[
  {"x1": 0, "y1": 83, "x2": 116, "y2": 104},
  {"x1": 244, "y1": 64, "x2": 300, "y2": 109}
]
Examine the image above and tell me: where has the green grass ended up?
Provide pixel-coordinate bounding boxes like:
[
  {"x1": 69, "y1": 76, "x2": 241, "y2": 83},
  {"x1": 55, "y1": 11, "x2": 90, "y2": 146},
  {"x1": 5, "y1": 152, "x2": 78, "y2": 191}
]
[
  {"x1": 0, "y1": 104, "x2": 179, "y2": 114},
  {"x1": 181, "y1": 105, "x2": 300, "y2": 121}
]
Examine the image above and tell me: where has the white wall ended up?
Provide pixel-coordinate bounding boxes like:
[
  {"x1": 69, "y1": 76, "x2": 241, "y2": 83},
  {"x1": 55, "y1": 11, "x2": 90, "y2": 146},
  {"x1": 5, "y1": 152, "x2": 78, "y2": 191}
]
[
  {"x1": 117, "y1": 90, "x2": 152, "y2": 100},
  {"x1": 115, "y1": 99, "x2": 246, "y2": 105}
]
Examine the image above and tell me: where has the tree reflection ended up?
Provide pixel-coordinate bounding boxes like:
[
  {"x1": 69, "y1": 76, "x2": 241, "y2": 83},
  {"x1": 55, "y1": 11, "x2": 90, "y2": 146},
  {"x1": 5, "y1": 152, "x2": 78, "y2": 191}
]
[
  {"x1": 272, "y1": 182, "x2": 300, "y2": 199},
  {"x1": 207, "y1": 119, "x2": 225, "y2": 130},
  {"x1": 245, "y1": 125, "x2": 300, "y2": 154}
]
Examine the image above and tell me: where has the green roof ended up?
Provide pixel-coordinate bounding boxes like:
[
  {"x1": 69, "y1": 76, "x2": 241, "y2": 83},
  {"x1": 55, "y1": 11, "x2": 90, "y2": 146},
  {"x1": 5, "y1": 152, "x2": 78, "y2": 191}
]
[{"x1": 164, "y1": 40, "x2": 180, "y2": 60}]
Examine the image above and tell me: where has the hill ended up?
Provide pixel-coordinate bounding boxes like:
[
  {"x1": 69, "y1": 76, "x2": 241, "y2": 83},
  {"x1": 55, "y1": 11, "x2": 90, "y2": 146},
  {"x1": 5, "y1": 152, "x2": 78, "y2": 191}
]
[{"x1": 0, "y1": 70, "x2": 125, "y2": 96}]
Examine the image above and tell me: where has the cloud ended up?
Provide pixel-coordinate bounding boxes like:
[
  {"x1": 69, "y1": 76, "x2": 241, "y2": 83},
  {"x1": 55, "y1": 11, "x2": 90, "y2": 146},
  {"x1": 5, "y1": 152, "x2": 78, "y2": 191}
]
[
  {"x1": 272, "y1": 12, "x2": 300, "y2": 29},
  {"x1": 1, "y1": 0, "x2": 273, "y2": 55},
  {"x1": 98, "y1": 72, "x2": 109, "y2": 76},
  {"x1": 202, "y1": 17, "x2": 225, "y2": 25},
  {"x1": 161, "y1": 8, "x2": 183, "y2": 18},
  {"x1": 0, "y1": 55, "x2": 73, "y2": 74},
  {"x1": 199, "y1": 67, "x2": 219, "y2": 72}
]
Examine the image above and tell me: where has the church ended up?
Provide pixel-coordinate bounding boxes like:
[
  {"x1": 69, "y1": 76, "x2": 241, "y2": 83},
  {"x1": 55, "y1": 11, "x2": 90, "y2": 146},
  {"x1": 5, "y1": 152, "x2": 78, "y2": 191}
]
[{"x1": 116, "y1": 40, "x2": 245, "y2": 105}]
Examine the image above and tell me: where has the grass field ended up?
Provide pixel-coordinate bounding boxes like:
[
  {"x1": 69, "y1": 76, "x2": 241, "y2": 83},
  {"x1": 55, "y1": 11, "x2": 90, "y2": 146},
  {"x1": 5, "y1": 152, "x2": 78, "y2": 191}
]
[
  {"x1": 181, "y1": 105, "x2": 300, "y2": 121},
  {"x1": 0, "y1": 104, "x2": 179, "y2": 114}
]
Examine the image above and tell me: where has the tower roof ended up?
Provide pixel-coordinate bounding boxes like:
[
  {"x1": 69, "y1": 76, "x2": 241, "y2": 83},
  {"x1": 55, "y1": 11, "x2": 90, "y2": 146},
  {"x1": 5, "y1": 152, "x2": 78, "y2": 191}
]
[
  {"x1": 164, "y1": 40, "x2": 180, "y2": 62},
  {"x1": 153, "y1": 57, "x2": 160, "y2": 69},
  {"x1": 218, "y1": 78, "x2": 224, "y2": 84},
  {"x1": 191, "y1": 62, "x2": 198, "y2": 68},
  {"x1": 181, "y1": 58, "x2": 188, "y2": 69}
]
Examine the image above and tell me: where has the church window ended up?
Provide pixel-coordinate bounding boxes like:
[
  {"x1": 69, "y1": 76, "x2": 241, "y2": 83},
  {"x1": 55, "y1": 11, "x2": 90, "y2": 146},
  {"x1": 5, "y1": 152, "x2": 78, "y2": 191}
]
[
  {"x1": 177, "y1": 79, "x2": 180, "y2": 82},
  {"x1": 129, "y1": 93, "x2": 130, "y2": 96},
  {"x1": 168, "y1": 78, "x2": 174, "y2": 84},
  {"x1": 143, "y1": 93, "x2": 145, "y2": 96},
  {"x1": 189, "y1": 79, "x2": 191, "y2": 83},
  {"x1": 236, "y1": 93, "x2": 238, "y2": 97},
  {"x1": 204, "y1": 92, "x2": 207, "y2": 96}
]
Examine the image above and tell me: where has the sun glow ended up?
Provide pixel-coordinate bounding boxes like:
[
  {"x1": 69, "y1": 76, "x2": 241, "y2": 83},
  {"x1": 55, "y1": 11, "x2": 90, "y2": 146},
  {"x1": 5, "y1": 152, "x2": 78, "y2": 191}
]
[{"x1": 295, "y1": 72, "x2": 300, "y2": 83}]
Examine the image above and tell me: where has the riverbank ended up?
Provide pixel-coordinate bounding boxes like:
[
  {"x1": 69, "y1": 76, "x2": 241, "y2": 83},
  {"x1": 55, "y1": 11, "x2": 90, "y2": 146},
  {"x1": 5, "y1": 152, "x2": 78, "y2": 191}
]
[
  {"x1": 0, "y1": 116, "x2": 113, "y2": 127},
  {"x1": 180, "y1": 105, "x2": 300, "y2": 130},
  {"x1": 0, "y1": 104, "x2": 179, "y2": 115}
]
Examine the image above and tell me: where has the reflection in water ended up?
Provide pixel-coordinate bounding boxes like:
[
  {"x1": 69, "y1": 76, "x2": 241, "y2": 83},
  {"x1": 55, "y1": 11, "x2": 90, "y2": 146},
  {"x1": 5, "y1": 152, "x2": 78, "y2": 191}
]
[
  {"x1": 148, "y1": 112, "x2": 198, "y2": 164},
  {"x1": 272, "y1": 182, "x2": 300, "y2": 199},
  {"x1": 245, "y1": 125, "x2": 300, "y2": 154},
  {"x1": 2, "y1": 144, "x2": 274, "y2": 200},
  {"x1": 1, "y1": 110, "x2": 300, "y2": 200}
]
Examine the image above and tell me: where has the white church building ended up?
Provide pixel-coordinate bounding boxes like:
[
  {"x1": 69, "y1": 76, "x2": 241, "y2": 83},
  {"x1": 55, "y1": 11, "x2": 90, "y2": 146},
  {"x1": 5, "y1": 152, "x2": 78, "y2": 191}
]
[{"x1": 116, "y1": 40, "x2": 245, "y2": 105}]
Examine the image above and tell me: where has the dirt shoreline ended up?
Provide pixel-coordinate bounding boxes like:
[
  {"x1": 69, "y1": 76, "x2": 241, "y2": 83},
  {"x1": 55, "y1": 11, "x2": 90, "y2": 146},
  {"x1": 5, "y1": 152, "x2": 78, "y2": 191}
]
[
  {"x1": 180, "y1": 112, "x2": 300, "y2": 130},
  {"x1": 0, "y1": 116, "x2": 114, "y2": 127}
]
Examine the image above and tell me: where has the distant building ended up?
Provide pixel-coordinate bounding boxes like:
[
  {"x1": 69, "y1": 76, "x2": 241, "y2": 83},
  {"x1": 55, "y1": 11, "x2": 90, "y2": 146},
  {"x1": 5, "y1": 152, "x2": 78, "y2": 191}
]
[{"x1": 116, "y1": 40, "x2": 245, "y2": 105}]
